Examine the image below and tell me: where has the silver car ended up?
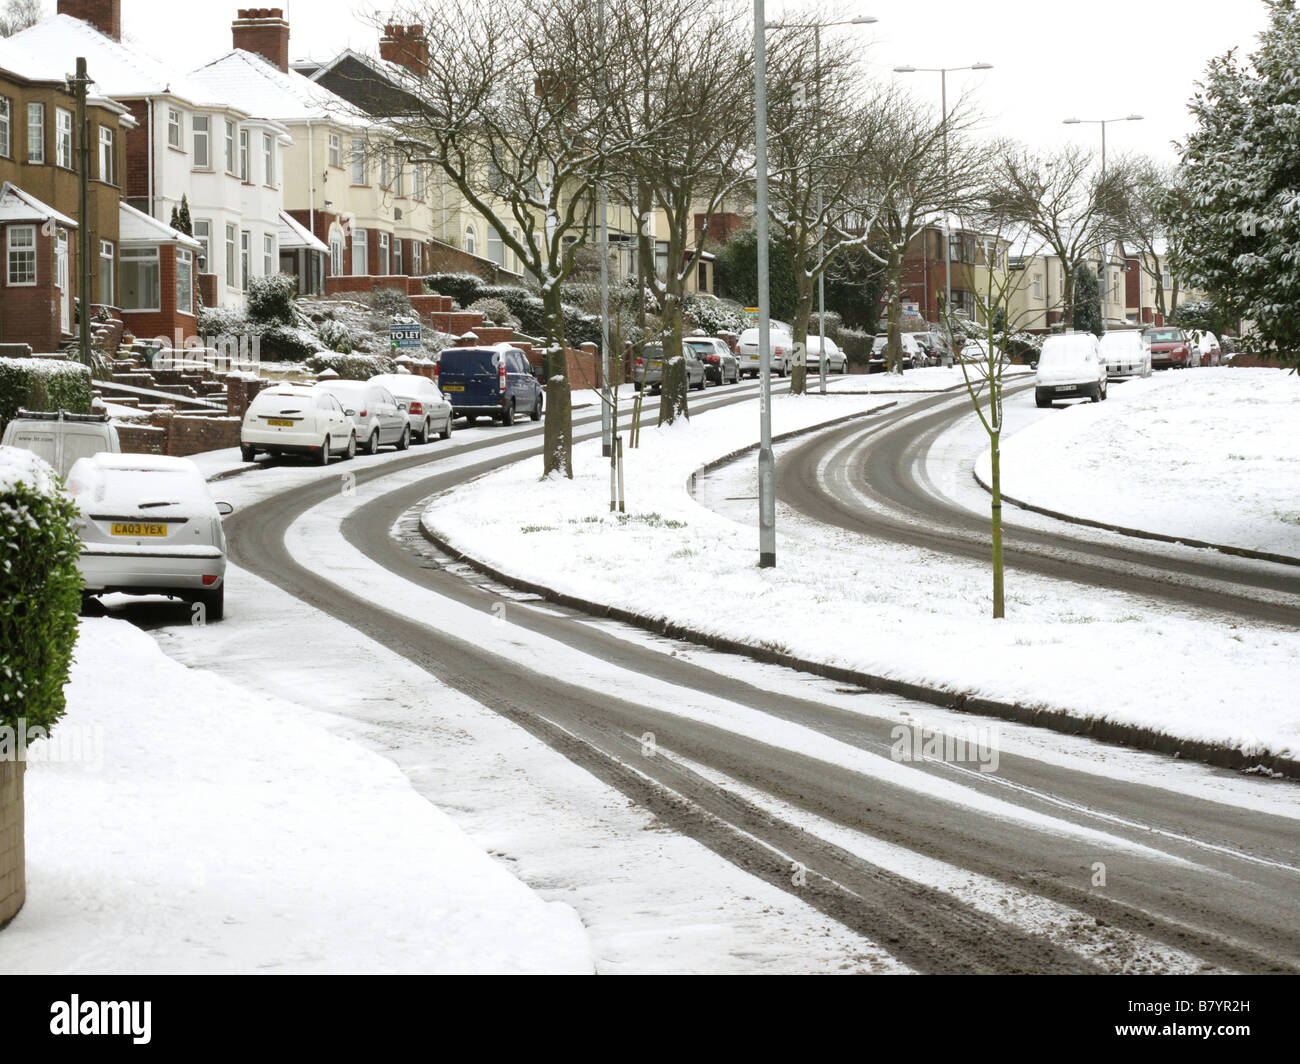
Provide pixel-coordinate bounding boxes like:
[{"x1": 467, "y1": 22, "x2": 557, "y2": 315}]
[
  {"x1": 315, "y1": 380, "x2": 410, "y2": 454},
  {"x1": 736, "y1": 327, "x2": 793, "y2": 377},
  {"x1": 635, "y1": 342, "x2": 707, "y2": 393},
  {"x1": 805, "y1": 335, "x2": 849, "y2": 374},
  {"x1": 684, "y1": 336, "x2": 740, "y2": 385},
  {"x1": 369, "y1": 373, "x2": 454, "y2": 443}
]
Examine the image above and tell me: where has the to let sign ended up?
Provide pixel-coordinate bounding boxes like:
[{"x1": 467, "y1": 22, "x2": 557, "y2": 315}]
[{"x1": 390, "y1": 323, "x2": 423, "y2": 349}]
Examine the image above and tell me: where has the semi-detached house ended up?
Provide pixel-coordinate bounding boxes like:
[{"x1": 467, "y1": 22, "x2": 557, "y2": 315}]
[{"x1": 12, "y1": 0, "x2": 303, "y2": 344}]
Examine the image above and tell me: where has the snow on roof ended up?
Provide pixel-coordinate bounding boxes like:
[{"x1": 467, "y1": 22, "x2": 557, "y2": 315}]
[
  {"x1": 0, "y1": 182, "x2": 77, "y2": 228},
  {"x1": 278, "y1": 211, "x2": 329, "y2": 253},
  {"x1": 119, "y1": 203, "x2": 202, "y2": 250},
  {"x1": 188, "y1": 49, "x2": 373, "y2": 128},
  {"x1": 9, "y1": 14, "x2": 243, "y2": 110}
]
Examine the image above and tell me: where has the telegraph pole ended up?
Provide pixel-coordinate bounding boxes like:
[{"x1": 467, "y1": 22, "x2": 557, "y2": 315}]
[{"x1": 70, "y1": 57, "x2": 93, "y2": 368}]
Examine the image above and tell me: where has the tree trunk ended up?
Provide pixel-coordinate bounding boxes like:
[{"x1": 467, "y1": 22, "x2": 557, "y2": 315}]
[
  {"x1": 886, "y1": 249, "x2": 904, "y2": 374},
  {"x1": 1061, "y1": 264, "x2": 1075, "y2": 330},
  {"x1": 657, "y1": 280, "x2": 689, "y2": 425},
  {"x1": 541, "y1": 282, "x2": 573, "y2": 477},
  {"x1": 990, "y1": 428, "x2": 1004, "y2": 619},
  {"x1": 788, "y1": 270, "x2": 814, "y2": 395}
]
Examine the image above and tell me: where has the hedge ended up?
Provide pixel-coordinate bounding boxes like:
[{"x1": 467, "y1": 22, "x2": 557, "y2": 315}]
[
  {"x1": 0, "y1": 358, "x2": 93, "y2": 429},
  {"x1": 0, "y1": 447, "x2": 82, "y2": 732},
  {"x1": 305, "y1": 352, "x2": 396, "y2": 379}
]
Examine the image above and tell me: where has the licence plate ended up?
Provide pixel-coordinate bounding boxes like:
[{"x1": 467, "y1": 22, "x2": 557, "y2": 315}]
[
  {"x1": 111, "y1": 522, "x2": 168, "y2": 537},
  {"x1": 266, "y1": 418, "x2": 294, "y2": 427},
  {"x1": 1054, "y1": 385, "x2": 1074, "y2": 392},
  {"x1": 650, "y1": 361, "x2": 663, "y2": 368},
  {"x1": 442, "y1": 384, "x2": 464, "y2": 392}
]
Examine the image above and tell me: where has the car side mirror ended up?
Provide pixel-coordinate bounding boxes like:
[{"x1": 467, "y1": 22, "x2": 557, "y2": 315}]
[
  {"x1": 344, "y1": 408, "x2": 357, "y2": 417},
  {"x1": 215, "y1": 501, "x2": 234, "y2": 516},
  {"x1": 397, "y1": 401, "x2": 408, "y2": 411}
]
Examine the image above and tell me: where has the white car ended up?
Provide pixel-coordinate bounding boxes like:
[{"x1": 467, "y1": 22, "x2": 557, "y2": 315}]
[
  {"x1": 369, "y1": 373, "x2": 454, "y2": 442},
  {"x1": 736, "y1": 327, "x2": 793, "y2": 377},
  {"x1": 240, "y1": 383, "x2": 357, "y2": 464},
  {"x1": 1190, "y1": 330, "x2": 1222, "y2": 366},
  {"x1": 805, "y1": 335, "x2": 849, "y2": 374},
  {"x1": 1099, "y1": 331, "x2": 1152, "y2": 378},
  {"x1": 66, "y1": 453, "x2": 233, "y2": 619},
  {"x1": 1034, "y1": 332, "x2": 1108, "y2": 407},
  {"x1": 315, "y1": 379, "x2": 410, "y2": 454}
]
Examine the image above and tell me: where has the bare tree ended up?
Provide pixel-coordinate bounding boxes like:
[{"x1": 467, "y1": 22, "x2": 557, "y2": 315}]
[
  {"x1": 0, "y1": 0, "x2": 42, "y2": 36},
  {"x1": 383, "y1": 0, "x2": 637, "y2": 476},
  {"x1": 606, "y1": 0, "x2": 753, "y2": 425},
  {"x1": 1106, "y1": 154, "x2": 1182, "y2": 322}
]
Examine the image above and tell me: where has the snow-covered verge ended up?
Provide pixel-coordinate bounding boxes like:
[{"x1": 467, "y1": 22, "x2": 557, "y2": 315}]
[
  {"x1": 811, "y1": 365, "x2": 1033, "y2": 393},
  {"x1": 979, "y1": 368, "x2": 1300, "y2": 558},
  {"x1": 422, "y1": 392, "x2": 1300, "y2": 765},
  {"x1": 0, "y1": 617, "x2": 591, "y2": 973}
]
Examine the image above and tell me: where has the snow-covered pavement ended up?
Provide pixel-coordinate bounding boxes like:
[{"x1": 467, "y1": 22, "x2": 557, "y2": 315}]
[{"x1": 976, "y1": 367, "x2": 1300, "y2": 559}]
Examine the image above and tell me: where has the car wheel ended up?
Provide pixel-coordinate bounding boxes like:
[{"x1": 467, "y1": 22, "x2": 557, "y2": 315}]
[
  {"x1": 530, "y1": 395, "x2": 542, "y2": 421},
  {"x1": 364, "y1": 429, "x2": 379, "y2": 455},
  {"x1": 417, "y1": 418, "x2": 430, "y2": 444},
  {"x1": 502, "y1": 400, "x2": 515, "y2": 426},
  {"x1": 1090, "y1": 385, "x2": 1102, "y2": 403},
  {"x1": 240, "y1": 443, "x2": 256, "y2": 461},
  {"x1": 194, "y1": 584, "x2": 224, "y2": 622},
  {"x1": 439, "y1": 415, "x2": 453, "y2": 440},
  {"x1": 1101, "y1": 380, "x2": 1109, "y2": 400},
  {"x1": 317, "y1": 435, "x2": 331, "y2": 465},
  {"x1": 343, "y1": 432, "x2": 357, "y2": 460},
  {"x1": 396, "y1": 424, "x2": 410, "y2": 451},
  {"x1": 1035, "y1": 394, "x2": 1052, "y2": 409}
]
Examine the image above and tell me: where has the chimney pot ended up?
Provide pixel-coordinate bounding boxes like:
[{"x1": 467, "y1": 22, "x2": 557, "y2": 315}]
[{"x1": 232, "y1": 7, "x2": 291, "y2": 73}]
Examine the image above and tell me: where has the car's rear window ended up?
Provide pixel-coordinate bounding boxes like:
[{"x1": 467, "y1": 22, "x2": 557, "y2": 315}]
[
  {"x1": 250, "y1": 390, "x2": 312, "y2": 412},
  {"x1": 439, "y1": 349, "x2": 499, "y2": 375}
]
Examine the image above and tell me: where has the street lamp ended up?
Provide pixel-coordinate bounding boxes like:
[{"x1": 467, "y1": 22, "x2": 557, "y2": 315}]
[
  {"x1": 1062, "y1": 114, "x2": 1143, "y2": 330},
  {"x1": 893, "y1": 62, "x2": 993, "y2": 325},
  {"x1": 754, "y1": 0, "x2": 775, "y2": 566},
  {"x1": 766, "y1": 15, "x2": 877, "y2": 396}
]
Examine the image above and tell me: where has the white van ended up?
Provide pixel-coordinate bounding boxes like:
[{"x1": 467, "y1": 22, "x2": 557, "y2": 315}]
[
  {"x1": 1034, "y1": 333, "x2": 1108, "y2": 407},
  {"x1": 1, "y1": 410, "x2": 120, "y2": 479}
]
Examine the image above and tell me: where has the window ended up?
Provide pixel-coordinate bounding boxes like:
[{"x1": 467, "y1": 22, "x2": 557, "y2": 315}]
[
  {"x1": 512, "y1": 228, "x2": 523, "y2": 273},
  {"x1": 413, "y1": 163, "x2": 424, "y2": 200},
  {"x1": 176, "y1": 248, "x2": 193, "y2": 315},
  {"x1": 464, "y1": 225, "x2": 476, "y2": 256},
  {"x1": 167, "y1": 108, "x2": 182, "y2": 148},
  {"x1": 263, "y1": 133, "x2": 274, "y2": 186},
  {"x1": 224, "y1": 120, "x2": 235, "y2": 173},
  {"x1": 487, "y1": 228, "x2": 504, "y2": 266},
  {"x1": 225, "y1": 223, "x2": 236, "y2": 287},
  {"x1": 350, "y1": 138, "x2": 366, "y2": 184},
  {"x1": 120, "y1": 247, "x2": 161, "y2": 310},
  {"x1": 7, "y1": 225, "x2": 36, "y2": 285},
  {"x1": 378, "y1": 231, "x2": 390, "y2": 275},
  {"x1": 411, "y1": 241, "x2": 422, "y2": 276},
  {"x1": 1032, "y1": 273, "x2": 1042, "y2": 300},
  {"x1": 193, "y1": 220, "x2": 210, "y2": 272},
  {"x1": 23, "y1": 103, "x2": 44, "y2": 165},
  {"x1": 393, "y1": 159, "x2": 403, "y2": 197},
  {"x1": 0, "y1": 96, "x2": 11, "y2": 157},
  {"x1": 99, "y1": 240, "x2": 114, "y2": 305},
  {"x1": 328, "y1": 132, "x2": 340, "y2": 168},
  {"x1": 263, "y1": 233, "x2": 274, "y2": 276},
  {"x1": 239, "y1": 128, "x2": 249, "y2": 182},
  {"x1": 98, "y1": 126, "x2": 114, "y2": 184},
  {"x1": 378, "y1": 150, "x2": 391, "y2": 190},
  {"x1": 654, "y1": 239, "x2": 668, "y2": 280},
  {"x1": 351, "y1": 228, "x2": 367, "y2": 274},
  {"x1": 56, "y1": 108, "x2": 72, "y2": 168},
  {"x1": 330, "y1": 233, "x2": 343, "y2": 276},
  {"x1": 393, "y1": 237, "x2": 402, "y2": 275},
  {"x1": 192, "y1": 115, "x2": 210, "y2": 168},
  {"x1": 240, "y1": 230, "x2": 250, "y2": 290}
]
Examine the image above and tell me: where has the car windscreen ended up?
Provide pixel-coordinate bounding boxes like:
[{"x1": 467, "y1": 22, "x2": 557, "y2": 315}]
[
  {"x1": 1145, "y1": 329, "x2": 1182, "y2": 342},
  {"x1": 438, "y1": 349, "x2": 499, "y2": 376}
]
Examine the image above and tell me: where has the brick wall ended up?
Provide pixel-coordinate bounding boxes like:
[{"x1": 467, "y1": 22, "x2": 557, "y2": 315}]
[
  {"x1": 124, "y1": 100, "x2": 151, "y2": 206},
  {"x1": 116, "y1": 423, "x2": 167, "y2": 454},
  {"x1": 166, "y1": 414, "x2": 242, "y2": 456},
  {"x1": 0, "y1": 760, "x2": 25, "y2": 930},
  {"x1": 424, "y1": 241, "x2": 516, "y2": 283},
  {"x1": 0, "y1": 224, "x2": 64, "y2": 352},
  {"x1": 57, "y1": 0, "x2": 121, "y2": 39}
]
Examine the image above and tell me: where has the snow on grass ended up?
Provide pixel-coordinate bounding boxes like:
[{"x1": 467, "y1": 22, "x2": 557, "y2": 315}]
[
  {"x1": 423, "y1": 391, "x2": 1300, "y2": 763},
  {"x1": 980, "y1": 367, "x2": 1300, "y2": 557},
  {"x1": 0, "y1": 617, "x2": 591, "y2": 974},
  {"x1": 811, "y1": 365, "x2": 1033, "y2": 394}
]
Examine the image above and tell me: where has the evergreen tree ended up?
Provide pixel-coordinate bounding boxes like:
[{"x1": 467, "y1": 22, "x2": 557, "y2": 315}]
[
  {"x1": 169, "y1": 195, "x2": 193, "y2": 237},
  {"x1": 714, "y1": 227, "x2": 800, "y2": 323},
  {"x1": 1168, "y1": 0, "x2": 1300, "y2": 366},
  {"x1": 1073, "y1": 263, "x2": 1103, "y2": 337}
]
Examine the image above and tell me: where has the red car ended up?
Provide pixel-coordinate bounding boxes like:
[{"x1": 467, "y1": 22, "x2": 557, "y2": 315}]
[{"x1": 1143, "y1": 327, "x2": 1196, "y2": 370}]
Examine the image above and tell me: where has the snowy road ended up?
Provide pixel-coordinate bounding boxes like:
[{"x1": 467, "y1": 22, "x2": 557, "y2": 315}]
[{"x1": 188, "y1": 382, "x2": 1300, "y2": 974}]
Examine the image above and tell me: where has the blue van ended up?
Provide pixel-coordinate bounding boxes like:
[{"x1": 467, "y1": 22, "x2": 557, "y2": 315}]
[{"x1": 436, "y1": 345, "x2": 544, "y2": 425}]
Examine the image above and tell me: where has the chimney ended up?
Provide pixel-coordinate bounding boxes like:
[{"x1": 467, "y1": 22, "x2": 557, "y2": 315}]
[
  {"x1": 232, "y1": 8, "x2": 290, "y2": 73},
  {"x1": 379, "y1": 24, "x2": 429, "y2": 75},
  {"x1": 57, "y1": 0, "x2": 122, "y2": 40}
]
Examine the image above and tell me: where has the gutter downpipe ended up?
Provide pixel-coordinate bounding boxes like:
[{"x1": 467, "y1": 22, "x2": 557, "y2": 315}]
[{"x1": 146, "y1": 96, "x2": 154, "y2": 217}]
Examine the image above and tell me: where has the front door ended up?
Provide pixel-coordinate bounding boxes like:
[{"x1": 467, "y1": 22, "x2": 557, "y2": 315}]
[{"x1": 56, "y1": 230, "x2": 70, "y2": 334}]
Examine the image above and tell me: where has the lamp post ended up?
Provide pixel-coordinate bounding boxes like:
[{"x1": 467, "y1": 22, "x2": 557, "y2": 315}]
[
  {"x1": 893, "y1": 63, "x2": 993, "y2": 325},
  {"x1": 765, "y1": 16, "x2": 876, "y2": 395},
  {"x1": 754, "y1": 0, "x2": 775, "y2": 566},
  {"x1": 1062, "y1": 114, "x2": 1143, "y2": 331}
]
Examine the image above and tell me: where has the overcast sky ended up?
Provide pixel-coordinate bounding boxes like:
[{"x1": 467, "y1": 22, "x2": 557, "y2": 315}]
[{"x1": 109, "y1": 0, "x2": 1270, "y2": 164}]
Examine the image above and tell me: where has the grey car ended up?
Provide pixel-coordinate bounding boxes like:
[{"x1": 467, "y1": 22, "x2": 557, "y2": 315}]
[
  {"x1": 635, "y1": 342, "x2": 707, "y2": 393},
  {"x1": 684, "y1": 336, "x2": 740, "y2": 385}
]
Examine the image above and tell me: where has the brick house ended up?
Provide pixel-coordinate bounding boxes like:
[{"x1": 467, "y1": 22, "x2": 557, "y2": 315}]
[
  {"x1": 0, "y1": 183, "x2": 78, "y2": 352},
  {"x1": 116, "y1": 202, "x2": 201, "y2": 344}
]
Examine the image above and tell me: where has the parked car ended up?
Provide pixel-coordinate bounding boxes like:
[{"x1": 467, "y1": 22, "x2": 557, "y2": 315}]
[
  {"x1": 240, "y1": 382, "x2": 356, "y2": 464},
  {"x1": 1099, "y1": 330, "x2": 1152, "y2": 379},
  {"x1": 436, "y1": 345, "x2": 543, "y2": 425},
  {"x1": 635, "y1": 341, "x2": 707, "y2": 393},
  {"x1": 921, "y1": 328, "x2": 956, "y2": 367},
  {"x1": 735, "y1": 327, "x2": 793, "y2": 377},
  {"x1": 1190, "y1": 330, "x2": 1222, "y2": 366},
  {"x1": 369, "y1": 373, "x2": 453, "y2": 442},
  {"x1": 805, "y1": 335, "x2": 849, "y2": 374},
  {"x1": 1, "y1": 409, "x2": 119, "y2": 478},
  {"x1": 683, "y1": 336, "x2": 740, "y2": 385},
  {"x1": 1034, "y1": 332, "x2": 1108, "y2": 407},
  {"x1": 315, "y1": 379, "x2": 409, "y2": 454},
  {"x1": 1143, "y1": 327, "x2": 1197, "y2": 370},
  {"x1": 870, "y1": 333, "x2": 924, "y2": 371},
  {"x1": 65, "y1": 453, "x2": 233, "y2": 619}
]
